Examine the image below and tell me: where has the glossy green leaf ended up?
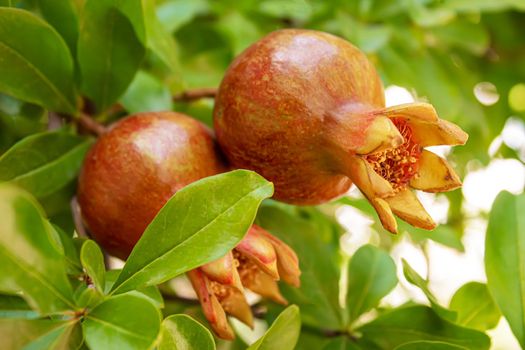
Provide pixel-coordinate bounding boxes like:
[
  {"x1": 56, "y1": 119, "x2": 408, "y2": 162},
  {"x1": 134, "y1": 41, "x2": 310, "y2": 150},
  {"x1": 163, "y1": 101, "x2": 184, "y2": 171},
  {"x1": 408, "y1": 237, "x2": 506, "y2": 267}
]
[
  {"x1": 111, "y1": 170, "x2": 273, "y2": 294},
  {"x1": 394, "y1": 341, "x2": 469, "y2": 349},
  {"x1": 73, "y1": 284, "x2": 103, "y2": 309},
  {"x1": 0, "y1": 8, "x2": 76, "y2": 113},
  {"x1": 78, "y1": 0, "x2": 145, "y2": 112},
  {"x1": 0, "y1": 93, "x2": 47, "y2": 140},
  {"x1": 158, "y1": 314, "x2": 215, "y2": 350},
  {"x1": 24, "y1": 321, "x2": 83, "y2": 350},
  {"x1": 0, "y1": 131, "x2": 92, "y2": 197},
  {"x1": 449, "y1": 282, "x2": 500, "y2": 331},
  {"x1": 104, "y1": 269, "x2": 163, "y2": 308},
  {"x1": 402, "y1": 259, "x2": 456, "y2": 321},
  {"x1": 256, "y1": 202, "x2": 345, "y2": 330},
  {"x1": 248, "y1": 305, "x2": 301, "y2": 350},
  {"x1": 357, "y1": 306, "x2": 490, "y2": 349},
  {"x1": 83, "y1": 292, "x2": 161, "y2": 350},
  {"x1": 0, "y1": 294, "x2": 38, "y2": 319},
  {"x1": 37, "y1": 0, "x2": 79, "y2": 54},
  {"x1": 346, "y1": 244, "x2": 398, "y2": 323},
  {"x1": 321, "y1": 337, "x2": 363, "y2": 350},
  {"x1": 0, "y1": 184, "x2": 75, "y2": 314},
  {"x1": 120, "y1": 70, "x2": 172, "y2": 113},
  {"x1": 54, "y1": 224, "x2": 82, "y2": 275},
  {"x1": 0, "y1": 319, "x2": 71, "y2": 350},
  {"x1": 485, "y1": 191, "x2": 525, "y2": 347},
  {"x1": 80, "y1": 240, "x2": 106, "y2": 294}
]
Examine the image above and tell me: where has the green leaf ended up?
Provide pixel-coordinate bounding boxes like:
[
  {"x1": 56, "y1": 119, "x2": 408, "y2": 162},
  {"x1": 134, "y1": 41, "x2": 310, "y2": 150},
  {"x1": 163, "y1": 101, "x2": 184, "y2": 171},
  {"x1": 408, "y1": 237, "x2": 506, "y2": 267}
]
[
  {"x1": 111, "y1": 170, "x2": 273, "y2": 294},
  {"x1": 248, "y1": 305, "x2": 301, "y2": 350},
  {"x1": 120, "y1": 70, "x2": 172, "y2": 113},
  {"x1": 402, "y1": 259, "x2": 457, "y2": 321},
  {"x1": 80, "y1": 240, "x2": 106, "y2": 294},
  {"x1": 73, "y1": 284, "x2": 103, "y2": 309},
  {"x1": 394, "y1": 341, "x2": 469, "y2": 349},
  {"x1": 0, "y1": 8, "x2": 76, "y2": 113},
  {"x1": 485, "y1": 191, "x2": 525, "y2": 347},
  {"x1": 0, "y1": 294, "x2": 38, "y2": 319},
  {"x1": 0, "y1": 318, "x2": 71, "y2": 350},
  {"x1": 407, "y1": 225, "x2": 465, "y2": 252},
  {"x1": 23, "y1": 321, "x2": 83, "y2": 350},
  {"x1": 83, "y1": 292, "x2": 161, "y2": 350},
  {"x1": 357, "y1": 306, "x2": 490, "y2": 349},
  {"x1": 158, "y1": 314, "x2": 215, "y2": 350},
  {"x1": 449, "y1": 282, "x2": 500, "y2": 331},
  {"x1": 346, "y1": 244, "x2": 398, "y2": 323},
  {"x1": 0, "y1": 131, "x2": 92, "y2": 197},
  {"x1": 54, "y1": 224, "x2": 82, "y2": 275},
  {"x1": 78, "y1": 0, "x2": 145, "y2": 112},
  {"x1": 37, "y1": 0, "x2": 79, "y2": 54},
  {"x1": 0, "y1": 184, "x2": 75, "y2": 314}
]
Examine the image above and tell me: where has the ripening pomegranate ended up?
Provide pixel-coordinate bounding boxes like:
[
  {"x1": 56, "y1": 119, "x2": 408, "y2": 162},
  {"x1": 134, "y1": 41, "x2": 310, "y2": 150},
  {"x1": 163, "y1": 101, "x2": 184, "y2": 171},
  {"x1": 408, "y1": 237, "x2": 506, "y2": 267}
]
[
  {"x1": 214, "y1": 29, "x2": 468, "y2": 233},
  {"x1": 77, "y1": 112, "x2": 300, "y2": 339}
]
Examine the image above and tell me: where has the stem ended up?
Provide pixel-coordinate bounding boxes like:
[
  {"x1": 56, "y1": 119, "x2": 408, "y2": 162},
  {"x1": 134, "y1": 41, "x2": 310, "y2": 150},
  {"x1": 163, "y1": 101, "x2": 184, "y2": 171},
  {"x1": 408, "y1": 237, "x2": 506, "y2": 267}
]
[
  {"x1": 77, "y1": 112, "x2": 107, "y2": 136},
  {"x1": 172, "y1": 87, "x2": 217, "y2": 102}
]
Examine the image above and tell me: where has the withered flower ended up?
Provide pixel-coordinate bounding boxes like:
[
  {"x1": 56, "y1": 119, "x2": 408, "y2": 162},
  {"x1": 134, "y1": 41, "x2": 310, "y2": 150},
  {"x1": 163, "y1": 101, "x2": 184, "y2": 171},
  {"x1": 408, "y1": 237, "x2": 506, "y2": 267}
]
[
  {"x1": 345, "y1": 102, "x2": 468, "y2": 233},
  {"x1": 187, "y1": 225, "x2": 300, "y2": 339}
]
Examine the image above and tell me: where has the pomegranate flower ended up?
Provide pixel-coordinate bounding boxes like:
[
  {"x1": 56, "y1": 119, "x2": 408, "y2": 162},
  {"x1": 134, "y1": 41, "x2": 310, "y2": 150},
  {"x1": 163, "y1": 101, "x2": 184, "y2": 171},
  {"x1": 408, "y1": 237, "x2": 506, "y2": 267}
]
[
  {"x1": 187, "y1": 225, "x2": 300, "y2": 339},
  {"x1": 343, "y1": 102, "x2": 468, "y2": 233}
]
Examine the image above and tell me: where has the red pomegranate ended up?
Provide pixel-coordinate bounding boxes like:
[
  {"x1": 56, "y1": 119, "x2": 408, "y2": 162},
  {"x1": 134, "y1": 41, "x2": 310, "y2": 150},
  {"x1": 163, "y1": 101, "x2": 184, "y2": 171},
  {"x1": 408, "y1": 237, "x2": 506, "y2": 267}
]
[
  {"x1": 77, "y1": 112, "x2": 300, "y2": 339},
  {"x1": 214, "y1": 29, "x2": 468, "y2": 233},
  {"x1": 77, "y1": 112, "x2": 226, "y2": 259}
]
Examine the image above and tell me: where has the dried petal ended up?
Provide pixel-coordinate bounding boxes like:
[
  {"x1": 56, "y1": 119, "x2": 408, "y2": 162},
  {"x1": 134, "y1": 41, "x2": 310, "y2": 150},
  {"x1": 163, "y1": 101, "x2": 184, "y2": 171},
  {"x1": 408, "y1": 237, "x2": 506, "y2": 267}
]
[
  {"x1": 187, "y1": 269, "x2": 234, "y2": 340},
  {"x1": 236, "y1": 227, "x2": 279, "y2": 280},
  {"x1": 251, "y1": 225, "x2": 301, "y2": 287},
  {"x1": 410, "y1": 150, "x2": 462, "y2": 192},
  {"x1": 385, "y1": 189, "x2": 436, "y2": 230},
  {"x1": 201, "y1": 252, "x2": 244, "y2": 292}
]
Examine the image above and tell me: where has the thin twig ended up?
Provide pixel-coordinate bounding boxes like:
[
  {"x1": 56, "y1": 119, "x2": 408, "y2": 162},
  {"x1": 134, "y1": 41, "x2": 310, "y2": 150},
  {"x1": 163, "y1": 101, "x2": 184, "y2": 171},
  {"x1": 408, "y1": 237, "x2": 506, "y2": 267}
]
[
  {"x1": 172, "y1": 87, "x2": 217, "y2": 102},
  {"x1": 77, "y1": 112, "x2": 107, "y2": 136}
]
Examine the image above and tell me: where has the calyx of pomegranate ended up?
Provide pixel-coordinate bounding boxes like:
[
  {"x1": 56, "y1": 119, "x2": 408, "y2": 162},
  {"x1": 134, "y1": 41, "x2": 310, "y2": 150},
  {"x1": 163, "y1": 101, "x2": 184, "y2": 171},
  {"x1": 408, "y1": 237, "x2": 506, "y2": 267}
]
[
  {"x1": 334, "y1": 102, "x2": 467, "y2": 233},
  {"x1": 188, "y1": 225, "x2": 300, "y2": 340}
]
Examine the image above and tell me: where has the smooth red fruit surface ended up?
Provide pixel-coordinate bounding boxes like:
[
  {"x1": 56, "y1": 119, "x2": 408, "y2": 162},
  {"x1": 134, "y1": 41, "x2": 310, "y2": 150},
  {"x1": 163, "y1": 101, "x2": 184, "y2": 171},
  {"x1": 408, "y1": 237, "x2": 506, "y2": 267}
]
[
  {"x1": 214, "y1": 29, "x2": 384, "y2": 205},
  {"x1": 77, "y1": 112, "x2": 225, "y2": 259}
]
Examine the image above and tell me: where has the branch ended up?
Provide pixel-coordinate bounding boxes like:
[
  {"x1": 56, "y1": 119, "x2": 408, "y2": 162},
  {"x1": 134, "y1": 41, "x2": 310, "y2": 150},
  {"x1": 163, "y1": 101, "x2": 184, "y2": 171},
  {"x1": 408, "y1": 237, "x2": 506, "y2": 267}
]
[{"x1": 172, "y1": 87, "x2": 217, "y2": 102}]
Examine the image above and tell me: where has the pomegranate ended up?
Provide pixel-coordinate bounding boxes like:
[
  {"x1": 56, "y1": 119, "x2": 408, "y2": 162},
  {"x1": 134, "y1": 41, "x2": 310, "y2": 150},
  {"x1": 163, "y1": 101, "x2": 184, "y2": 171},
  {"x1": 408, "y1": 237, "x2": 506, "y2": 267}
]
[
  {"x1": 214, "y1": 29, "x2": 468, "y2": 233},
  {"x1": 77, "y1": 112, "x2": 300, "y2": 339}
]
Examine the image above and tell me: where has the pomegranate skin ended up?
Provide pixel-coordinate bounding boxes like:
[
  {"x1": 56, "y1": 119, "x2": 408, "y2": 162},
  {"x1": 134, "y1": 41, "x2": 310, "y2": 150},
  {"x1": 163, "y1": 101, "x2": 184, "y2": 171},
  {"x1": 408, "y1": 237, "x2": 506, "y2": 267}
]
[
  {"x1": 77, "y1": 112, "x2": 226, "y2": 259},
  {"x1": 214, "y1": 29, "x2": 385, "y2": 205}
]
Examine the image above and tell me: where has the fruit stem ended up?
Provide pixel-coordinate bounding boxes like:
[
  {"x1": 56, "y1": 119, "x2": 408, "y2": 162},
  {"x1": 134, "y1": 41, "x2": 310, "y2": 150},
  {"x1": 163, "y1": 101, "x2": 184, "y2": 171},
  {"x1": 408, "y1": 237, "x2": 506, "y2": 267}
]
[{"x1": 172, "y1": 87, "x2": 217, "y2": 102}]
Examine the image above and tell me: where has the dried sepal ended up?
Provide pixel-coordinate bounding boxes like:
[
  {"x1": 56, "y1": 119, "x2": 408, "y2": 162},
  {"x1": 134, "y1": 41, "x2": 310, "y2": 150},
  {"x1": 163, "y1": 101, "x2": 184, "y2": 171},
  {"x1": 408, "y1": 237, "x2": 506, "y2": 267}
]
[
  {"x1": 187, "y1": 269, "x2": 235, "y2": 340},
  {"x1": 253, "y1": 225, "x2": 301, "y2": 287},
  {"x1": 238, "y1": 257, "x2": 288, "y2": 305},
  {"x1": 201, "y1": 251, "x2": 243, "y2": 292},
  {"x1": 236, "y1": 226, "x2": 279, "y2": 280},
  {"x1": 385, "y1": 189, "x2": 436, "y2": 230},
  {"x1": 410, "y1": 150, "x2": 462, "y2": 192}
]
